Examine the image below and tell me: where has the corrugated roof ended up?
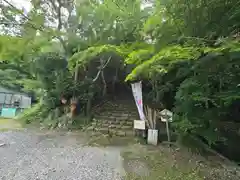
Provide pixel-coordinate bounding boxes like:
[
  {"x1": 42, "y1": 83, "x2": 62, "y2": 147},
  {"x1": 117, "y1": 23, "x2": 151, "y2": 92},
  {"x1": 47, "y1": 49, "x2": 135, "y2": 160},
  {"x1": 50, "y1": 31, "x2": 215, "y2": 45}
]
[{"x1": 0, "y1": 86, "x2": 29, "y2": 97}]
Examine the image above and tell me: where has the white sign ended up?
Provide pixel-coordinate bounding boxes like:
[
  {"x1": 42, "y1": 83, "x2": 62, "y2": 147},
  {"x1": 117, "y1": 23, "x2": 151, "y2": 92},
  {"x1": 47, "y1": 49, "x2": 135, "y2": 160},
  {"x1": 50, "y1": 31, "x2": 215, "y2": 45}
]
[
  {"x1": 161, "y1": 117, "x2": 173, "y2": 122},
  {"x1": 159, "y1": 109, "x2": 173, "y2": 122},
  {"x1": 134, "y1": 120, "x2": 146, "y2": 130},
  {"x1": 131, "y1": 81, "x2": 145, "y2": 121}
]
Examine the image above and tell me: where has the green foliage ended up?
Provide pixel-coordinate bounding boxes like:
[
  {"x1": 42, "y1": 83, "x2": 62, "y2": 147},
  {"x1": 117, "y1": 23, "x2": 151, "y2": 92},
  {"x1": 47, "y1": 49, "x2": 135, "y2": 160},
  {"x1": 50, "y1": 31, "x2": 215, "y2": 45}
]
[
  {"x1": 18, "y1": 103, "x2": 50, "y2": 124},
  {"x1": 68, "y1": 44, "x2": 128, "y2": 71},
  {"x1": 125, "y1": 45, "x2": 201, "y2": 81},
  {"x1": 174, "y1": 51, "x2": 240, "y2": 144}
]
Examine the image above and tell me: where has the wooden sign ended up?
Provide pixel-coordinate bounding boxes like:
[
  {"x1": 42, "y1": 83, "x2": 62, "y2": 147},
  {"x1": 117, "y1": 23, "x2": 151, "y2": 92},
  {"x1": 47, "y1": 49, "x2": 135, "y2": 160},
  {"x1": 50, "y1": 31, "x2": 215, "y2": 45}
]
[{"x1": 134, "y1": 120, "x2": 146, "y2": 130}]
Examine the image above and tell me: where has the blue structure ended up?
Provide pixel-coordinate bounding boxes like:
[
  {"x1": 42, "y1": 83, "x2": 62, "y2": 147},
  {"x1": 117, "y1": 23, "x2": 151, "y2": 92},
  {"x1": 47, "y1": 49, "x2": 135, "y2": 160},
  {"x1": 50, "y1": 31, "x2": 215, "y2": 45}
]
[
  {"x1": 0, "y1": 86, "x2": 31, "y2": 117},
  {"x1": 1, "y1": 108, "x2": 17, "y2": 118}
]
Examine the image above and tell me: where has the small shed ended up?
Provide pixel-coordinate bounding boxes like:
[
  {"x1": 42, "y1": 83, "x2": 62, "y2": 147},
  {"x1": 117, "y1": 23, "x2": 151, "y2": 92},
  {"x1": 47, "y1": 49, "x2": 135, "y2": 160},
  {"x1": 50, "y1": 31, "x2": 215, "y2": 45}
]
[{"x1": 0, "y1": 86, "x2": 31, "y2": 109}]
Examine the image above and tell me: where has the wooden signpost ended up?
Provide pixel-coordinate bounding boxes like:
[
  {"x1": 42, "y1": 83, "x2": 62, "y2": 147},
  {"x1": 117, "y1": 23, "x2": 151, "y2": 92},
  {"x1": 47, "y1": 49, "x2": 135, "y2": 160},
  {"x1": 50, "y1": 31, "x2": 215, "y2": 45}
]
[{"x1": 159, "y1": 109, "x2": 173, "y2": 145}]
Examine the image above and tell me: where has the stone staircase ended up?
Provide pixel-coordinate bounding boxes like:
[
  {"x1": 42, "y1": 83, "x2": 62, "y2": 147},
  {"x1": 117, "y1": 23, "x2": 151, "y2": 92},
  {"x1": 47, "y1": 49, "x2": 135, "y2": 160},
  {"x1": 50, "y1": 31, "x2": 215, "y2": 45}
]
[{"x1": 86, "y1": 98, "x2": 139, "y2": 136}]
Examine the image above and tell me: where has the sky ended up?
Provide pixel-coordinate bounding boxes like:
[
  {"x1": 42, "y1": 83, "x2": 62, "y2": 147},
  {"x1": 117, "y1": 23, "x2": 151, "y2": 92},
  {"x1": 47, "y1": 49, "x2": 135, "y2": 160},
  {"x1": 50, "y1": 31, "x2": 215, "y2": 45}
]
[
  {"x1": 4, "y1": 0, "x2": 152, "y2": 30},
  {"x1": 11, "y1": 0, "x2": 31, "y2": 8},
  {"x1": 9, "y1": 0, "x2": 32, "y2": 13},
  {"x1": 9, "y1": 0, "x2": 152, "y2": 12}
]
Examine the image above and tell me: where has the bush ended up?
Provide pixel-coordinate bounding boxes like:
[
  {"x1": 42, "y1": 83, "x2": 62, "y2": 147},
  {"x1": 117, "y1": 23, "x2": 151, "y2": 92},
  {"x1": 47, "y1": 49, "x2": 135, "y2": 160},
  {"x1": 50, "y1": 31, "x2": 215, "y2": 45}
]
[{"x1": 174, "y1": 52, "x2": 240, "y2": 145}]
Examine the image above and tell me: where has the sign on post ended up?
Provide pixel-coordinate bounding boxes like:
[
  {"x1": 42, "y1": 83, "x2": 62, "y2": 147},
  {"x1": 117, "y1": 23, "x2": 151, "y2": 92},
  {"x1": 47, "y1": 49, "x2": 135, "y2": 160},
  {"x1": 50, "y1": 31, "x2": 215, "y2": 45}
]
[
  {"x1": 159, "y1": 109, "x2": 173, "y2": 145},
  {"x1": 160, "y1": 109, "x2": 173, "y2": 122}
]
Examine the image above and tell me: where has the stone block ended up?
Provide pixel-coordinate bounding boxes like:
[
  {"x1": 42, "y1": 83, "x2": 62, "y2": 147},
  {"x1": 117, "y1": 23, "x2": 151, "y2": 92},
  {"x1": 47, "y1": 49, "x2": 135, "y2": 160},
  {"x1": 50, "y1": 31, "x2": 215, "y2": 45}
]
[
  {"x1": 95, "y1": 127, "x2": 109, "y2": 134},
  {"x1": 125, "y1": 130, "x2": 135, "y2": 136},
  {"x1": 86, "y1": 126, "x2": 94, "y2": 131},
  {"x1": 121, "y1": 125, "x2": 132, "y2": 130},
  {"x1": 115, "y1": 124, "x2": 123, "y2": 129},
  {"x1": 115, "y1": 131, "x2": 126, "y2": 137},
  {"x1": 125, "y1": 121, "x2": 134, "y2": 126}
]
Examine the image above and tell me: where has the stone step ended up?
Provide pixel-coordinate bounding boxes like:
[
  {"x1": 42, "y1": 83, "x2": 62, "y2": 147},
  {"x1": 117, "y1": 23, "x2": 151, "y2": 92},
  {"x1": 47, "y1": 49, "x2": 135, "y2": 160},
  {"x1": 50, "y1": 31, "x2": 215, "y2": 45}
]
[
  {"x1": 86, "y1": 126, "x2": 134, "y2": 137},
  {"x1": 109, "y1": 129, "x2": 135, "y2": 137},
  {"x1": 93, "y1": 122, "x2": 132, "y2": 129},
  {"x1": 125, "y1": 121, "x2": 134, "y2": 126},
  {"x1": 121, "y1": 125, "x2": 133, "y2": 130},
  {"x1": 91, "y1": 121, "x2": 133, "y2": 128},
  {"x1": 95, "y1": 104, "x2": 137, "y2": 109},
  {"x1": 94, "y1": 127, "x2": 109, "y2": 133},
  {"x1": 95, "y1": 113, "x2": 138, "y2": 118},
  {"x1": 94, "y1": 115, "x2": 116, "y2": 121},
  {"x1": 95, "y1": 105, "x2": 135, "y2": 109},
  {"x1": 94, "y1": 116, "x2": 136, "y2": 122},
  {"x1": 96, "y1": 112, "x2": 137, "y2": 116},
  {"x1": 93, "y1": 119, "x2": 134, "y2": 126},
  {"x1": 91, "y1": 120, "x2": 109, "y2": 126},
  {"x1": 92, "y1": 120, "x2": 120, "y2": 126},
  {"x1": 94, "y1": 118, "x2": 137, "y2": 122},
  {"x1": 85, "y1": 126, "x2": 95, "y2": 131},
  {"x1": 96, "y1": 107, "x2": 138, "y2": 112}
]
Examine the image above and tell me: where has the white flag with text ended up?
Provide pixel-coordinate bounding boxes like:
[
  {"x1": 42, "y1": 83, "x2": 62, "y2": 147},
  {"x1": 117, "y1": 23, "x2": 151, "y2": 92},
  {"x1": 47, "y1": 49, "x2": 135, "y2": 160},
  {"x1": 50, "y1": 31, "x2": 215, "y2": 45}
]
[{"x1": 131, "y1": 81, "x2": 145, "y2": 120}]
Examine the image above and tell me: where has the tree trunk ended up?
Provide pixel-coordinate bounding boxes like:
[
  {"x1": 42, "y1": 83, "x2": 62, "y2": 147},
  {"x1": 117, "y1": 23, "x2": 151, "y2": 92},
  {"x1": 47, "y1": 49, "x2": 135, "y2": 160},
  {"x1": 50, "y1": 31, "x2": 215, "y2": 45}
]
[
  {"x1": 112, "y1": 67, "x2": 118, "y2": 95},
  {"x1": 100, "y1": 58, "x2": 107, "y2": 97},
  {"x1": 74, "y1": 65, "x2": 79, "y2": 82},
  {"x1": 86, "y1": 98, "x2": 92, "y2": 116},
  {"x1": 101, "y1": 70, "x2": 107, "y2": 97}
]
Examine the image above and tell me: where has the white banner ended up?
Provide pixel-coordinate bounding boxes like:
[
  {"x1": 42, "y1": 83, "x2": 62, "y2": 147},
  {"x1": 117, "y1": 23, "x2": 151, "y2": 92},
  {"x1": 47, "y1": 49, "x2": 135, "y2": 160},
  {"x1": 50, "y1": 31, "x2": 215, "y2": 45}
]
[{"x1": 131, "y1": 81, "x2": 145, "y2": 120}]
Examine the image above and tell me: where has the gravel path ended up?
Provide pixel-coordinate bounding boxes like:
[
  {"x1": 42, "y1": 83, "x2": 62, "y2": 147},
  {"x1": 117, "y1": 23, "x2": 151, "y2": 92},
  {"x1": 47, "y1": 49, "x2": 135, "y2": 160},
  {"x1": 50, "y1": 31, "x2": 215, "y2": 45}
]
[{"x1": 0, "y1": 130, "x2": 125, "y2": 180}]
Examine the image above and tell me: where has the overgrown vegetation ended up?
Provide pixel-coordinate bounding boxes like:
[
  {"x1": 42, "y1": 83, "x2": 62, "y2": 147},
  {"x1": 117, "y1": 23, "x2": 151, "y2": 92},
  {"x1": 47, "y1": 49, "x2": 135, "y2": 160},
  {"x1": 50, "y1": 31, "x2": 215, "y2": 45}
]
[{"x1": 0, "y1": 0, "x2": 240, "y2": 161}]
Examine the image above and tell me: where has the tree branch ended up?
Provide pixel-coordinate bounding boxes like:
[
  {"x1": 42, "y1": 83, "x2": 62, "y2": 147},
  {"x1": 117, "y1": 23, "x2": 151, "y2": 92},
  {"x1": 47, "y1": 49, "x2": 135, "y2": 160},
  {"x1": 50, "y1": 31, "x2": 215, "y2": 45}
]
[
  {"x1": 2, "y1": 0, "x2": 67, "y2": 50},
  {"x1": 92, "y1": 56, "x2": 112, "y2": 82},
  {"x1": 2, "y1": 0, "x2": 45, "y2": 31},
  {"x1": 48, "y1": 0, "x2": 67, "y2": 53}
]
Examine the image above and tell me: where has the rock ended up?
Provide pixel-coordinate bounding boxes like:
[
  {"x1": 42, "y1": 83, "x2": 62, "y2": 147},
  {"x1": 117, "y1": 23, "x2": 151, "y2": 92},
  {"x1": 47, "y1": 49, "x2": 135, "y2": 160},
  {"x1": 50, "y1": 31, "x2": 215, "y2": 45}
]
[
  {"x1": 0, "y1": 143, "x2": 6, "y2": 147},
  {"x1": 39, "y1": 126, "x2": 45, "y2": 130},
  {"x1": 119, "y1": 121, "x2": 126, "y2": 126},
  {"x1": 108, "y1": 125, "x2": 116, "y2": 129},
  {"x1": 91, "y1": 122, "x2": 97, "y2": 126},
  {"x1": 109, "y1": 129, "x2": 117, "y2": 135},
  {"x1": 121, "y1": 125, "x2": 132, "y2": 130},
  {"x1": 125, "y1": 130, "x2": 134, "y2": 136},
  {"x1": 115, "y1": 116, "x2": 128, "y2": 121},
  {"x1": 58, "y1": 123, "x2": 62, "y2": 128},
  {"x1": 125, "y1": 121, "x2": 134, "y2": 126},
  {"x1": 102, "y1": 123, "x2": 109, "y2": 128},
  {"x1": 86, "y1": 126, "x2": 94, "y2": 131},
  {"x1": 96, "y1": 127, "x2": 109, "y2": 134},
  {"x1": 115, "y1": 124, "x2": 122, "y2": 129},
  {"x1": 115, "y1": 131, "x2": 126, "y2": 137}
]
